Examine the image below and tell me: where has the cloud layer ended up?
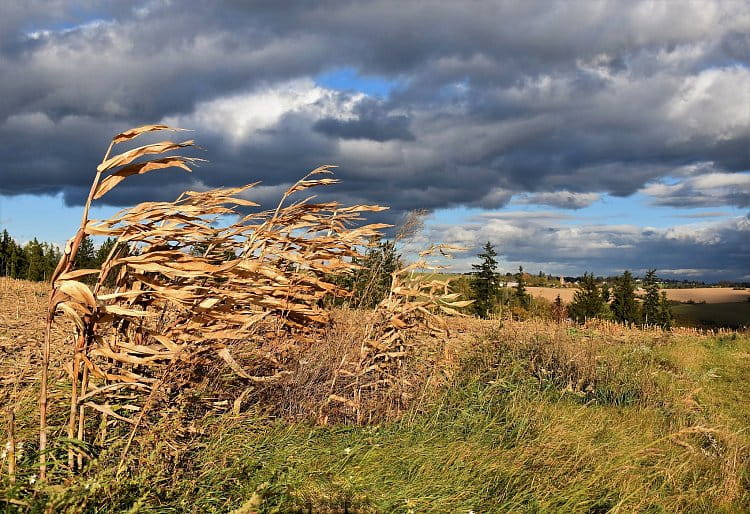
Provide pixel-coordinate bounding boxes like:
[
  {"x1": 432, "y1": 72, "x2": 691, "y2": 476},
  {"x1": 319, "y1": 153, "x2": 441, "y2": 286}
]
[
  {"x1": 426, "y1": 212, "x2": 750, "y2": 281},
  {"x1": 0, "y1": 1, "x2": 748, "y2": 279}
]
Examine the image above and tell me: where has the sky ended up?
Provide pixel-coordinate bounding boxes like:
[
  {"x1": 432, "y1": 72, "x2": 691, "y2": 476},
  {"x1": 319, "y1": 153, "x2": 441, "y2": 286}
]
[{"x1": 0, "y1": 1, "x2": 748, "y2": 281}]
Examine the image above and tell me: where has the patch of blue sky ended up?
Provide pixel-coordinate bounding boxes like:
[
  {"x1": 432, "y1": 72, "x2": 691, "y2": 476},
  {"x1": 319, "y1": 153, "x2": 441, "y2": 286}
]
[
  {"x1": 315, "y1": 67, "x2": 398, "y2": 98},
  {"x1": 426, "y1": 205, "x2": 483, "y2": 226},
  {"x1": 22, "y1": 5, "x2": 114, "y2": 38},
  {"x1": 426, "y1": 193, "x2": 745, "y2": 230},
  {"x1": 658, "y1": 176, "x2": 683, "y2": 186},
  {"x1": 0, "y1": 193, "x2": 121, "y2": 246},
  {"x1": 576, "y1": 193, "x2": 746, "y2": 228}
]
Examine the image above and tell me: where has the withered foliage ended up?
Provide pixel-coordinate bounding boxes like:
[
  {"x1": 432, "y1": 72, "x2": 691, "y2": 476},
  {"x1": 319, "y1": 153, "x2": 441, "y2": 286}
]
[
  {"x1": 327, "y1": 245, "x2": 472, "y2": 421},
  {"x1": 39, "y1": 125, "x2": 469, "y2": 477}
]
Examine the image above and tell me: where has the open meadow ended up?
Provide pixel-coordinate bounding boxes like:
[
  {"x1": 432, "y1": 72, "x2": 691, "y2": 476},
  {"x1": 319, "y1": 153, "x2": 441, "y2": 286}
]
[
  {"x1": 672, "y1": 302, "x2": 750, "y2": 330},
  {"x1": 2, "y1": 277, "x2": 750, "y2": 512}
]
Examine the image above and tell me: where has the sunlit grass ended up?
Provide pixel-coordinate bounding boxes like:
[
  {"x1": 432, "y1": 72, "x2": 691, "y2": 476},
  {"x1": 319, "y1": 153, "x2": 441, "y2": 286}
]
[{"x1": 5, "y1": 324, "x2": 748, "y2": 512}]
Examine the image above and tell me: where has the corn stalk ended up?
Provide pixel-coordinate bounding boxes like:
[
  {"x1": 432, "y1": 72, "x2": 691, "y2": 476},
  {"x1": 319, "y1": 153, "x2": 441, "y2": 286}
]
[
  {"x1": 329, "y1": 244, "x2": 472, "y2": 420},
  {"x1": 41, "y1": 125, "x2": 389, "y2": 476}
]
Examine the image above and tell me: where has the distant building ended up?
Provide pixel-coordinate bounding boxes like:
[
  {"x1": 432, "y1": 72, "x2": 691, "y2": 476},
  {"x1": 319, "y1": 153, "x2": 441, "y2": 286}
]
[{"x1": 559, "y1": 275, "x2": 565, "y2": 286}]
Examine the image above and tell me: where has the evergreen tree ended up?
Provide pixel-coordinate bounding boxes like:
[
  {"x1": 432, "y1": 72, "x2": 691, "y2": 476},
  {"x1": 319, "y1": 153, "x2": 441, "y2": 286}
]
[
  {"x1": 350, "y1": 239, "x2": 401, "y2": 308},
  {"x1": 42, "y1": 243, "x2": 61, "y2": 281},
  {"x1": 552, "y1": 294, "x2": 566, "y2": 323},
  {"x1": 73, "y1": 236, "x2": 97, "y2": 270},
  {"x1": 568, "y1": 272, "x2": 604, "y2": 322},
  {"x1": 600, "y1": 282, "x2": 611, "y2": 303},
  {"x1": 0, "y1": 230, "x2": 61, "y2": 281},
  {"x1": 658, "y1": 291, "x2": 673, "y2": 330},
  {"x1": 95, "y1": 237, "x2": 118, "y2": 267},
  {"x1": 611, "y1": 270, "x2": 640, "y2": 325},
  {"x1": 0, "y1": 229, "x2": 11, "y2": 277},
  {"x1": 7, "y1": 240, "x2": 26, "y2": 279},
  {"x1": 514, "y1": 265, "x2": 529, "y2": 308},
  {"x1": 25, "y1": 239, "x2": 45, "y2": 281},
  {"x1": 642, "y1": 269, "x2": 660, "y2": 325},
  {"x1": 470, "y1": 241, "x2": 499, "y2": 318}
]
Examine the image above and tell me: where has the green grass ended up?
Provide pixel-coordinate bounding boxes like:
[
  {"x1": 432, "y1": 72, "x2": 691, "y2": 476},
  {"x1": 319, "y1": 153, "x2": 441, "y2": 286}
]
[
  {"x1": 3, "y1": 329, "x2": 750, "y2": 513},
  {"x1": 672, "y1": 302, "x2": 750, "y2": 329}
]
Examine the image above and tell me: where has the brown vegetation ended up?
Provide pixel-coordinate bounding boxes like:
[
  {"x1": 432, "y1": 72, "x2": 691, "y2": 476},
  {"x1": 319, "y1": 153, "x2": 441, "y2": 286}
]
[{"x1": 33, "y1": 124, "x2": 469, "y2": 479}]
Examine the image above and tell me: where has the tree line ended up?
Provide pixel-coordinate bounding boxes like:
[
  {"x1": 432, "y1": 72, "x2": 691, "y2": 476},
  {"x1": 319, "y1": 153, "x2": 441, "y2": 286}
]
[
  {"x1": 0, "y1": 229, "x2": 116, "y2": 282},
  {"x1": 567, "y1": 269, "x2": 672, "y2": 328},
  {"x1": 1, "y1": 228, "x2": 674, "y2": 329},
  {"x1": 468, "y1": 241, "x2": 673, "y2": 328}
]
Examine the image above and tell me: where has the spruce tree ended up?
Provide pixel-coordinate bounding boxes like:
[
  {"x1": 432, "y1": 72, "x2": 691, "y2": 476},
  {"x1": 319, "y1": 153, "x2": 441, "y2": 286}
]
[
  {"x1": 8, "y1": 240, "x2": 26, "y2": 279},
  {"x1": 73, "y1": 236, "x2": 97, "y2": 270},
  {"x1": 25, "y1": 239, "x2": 45, "y2": 281},
  {"x1": 658, "y1": 291, "x2": 673, "y2": 330},
  {"x1": 42, "y1": 243, "x2": 61, "y2": 281},
  {"x1": 0, "y1": 230, "x2": 10, "y2": 277},
  {"x1": 611, "y1": 270, "x2": 640, "y2": 325},
  {"x1": 642, "y1": 269, "x2": 660, "y2": 325},
  {"x1": 600, "y1": 282, "x2": 611, "y2": 304},
  {"x1": 568, "y1": 272, "x2": 604, "y2": 322},
  {"x1": 351, "y1": 239, "x2": 400, "y2": 308},
  {"x1": 552, "y1": 294, "x2": 566, "y2": 323},
  {"x1": 470, "y1": 241, "x2": 499, "y2": 318},
  {"x1": 95, "y1": 237, "x2": 118, "y2": 267},
  {"x1": 0, "y1": 230, "x2": 62, "y2": 281},
  {"x1": 515, "y1": 265, "x2": 529, "y2": 308}
]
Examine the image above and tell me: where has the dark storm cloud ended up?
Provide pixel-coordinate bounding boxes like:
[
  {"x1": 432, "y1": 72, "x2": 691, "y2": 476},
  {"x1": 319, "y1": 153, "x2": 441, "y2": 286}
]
[
  {"x1": 513, "y1": 192, "x2": 601, "y2": 210},
  {"x1": 314, "y1": 99, "x2": 415, "y2": 142},
  {"x1": 1, "y1": 0, "x2": 749, "y2": 278}
]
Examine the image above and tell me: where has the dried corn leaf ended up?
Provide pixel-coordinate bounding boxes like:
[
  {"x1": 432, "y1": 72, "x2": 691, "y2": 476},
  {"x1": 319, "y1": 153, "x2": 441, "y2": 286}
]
[
  {"x1": 83, "y1": 403, "x2": 137, "y2": 424},
  {"x1": 97, "y1": 140, "x2": 195, "y2": 173},
  {"x1": 112, "y1": 124, "x2": 185, "y2": 144},
  {"x1": 57, "y1": 280, "x2": 97, "y2": 309},
  {"x1": 94, "y1": 157, "x2": 200, "y2": 199}
]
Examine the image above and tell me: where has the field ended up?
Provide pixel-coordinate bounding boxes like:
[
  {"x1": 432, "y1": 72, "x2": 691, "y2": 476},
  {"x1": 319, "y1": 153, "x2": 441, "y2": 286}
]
[
  {"x1": 2, "y1": 277, "x2": 750, "y2": 512},
  {"x1": 528, "y1": 286, "x2": 750, "y2": 304},
  {"x1": 673, "y1": 302, "x2": 750, "y2": 329}
]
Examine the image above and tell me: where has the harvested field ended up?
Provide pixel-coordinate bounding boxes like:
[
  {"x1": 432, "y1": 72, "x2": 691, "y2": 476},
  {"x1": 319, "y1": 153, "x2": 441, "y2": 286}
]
[
  {"x1": 527, "y1": 287, "x2": 577, "y2": 303},
  {"x1": 528, "y1": 286, "x2": 750, "y2": 304},
  {"x1": 661, "y1": 287, "x2": 750, "y2": 304},
  {"x1": 0, "y1": 278, "x2": 68, "y2": 392}
]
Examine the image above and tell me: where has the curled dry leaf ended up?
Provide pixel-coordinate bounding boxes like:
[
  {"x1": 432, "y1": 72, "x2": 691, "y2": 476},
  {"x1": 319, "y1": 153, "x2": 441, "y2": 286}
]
[
  {"x1": 97, "y1": 140, "x2": 195, "y2": 173},
  {"x1": 94, "y1": 156, "x2": 202, "y2": 200},
  {"x1": 112, "y1": 124, "x2": 186, "y2": 144}
]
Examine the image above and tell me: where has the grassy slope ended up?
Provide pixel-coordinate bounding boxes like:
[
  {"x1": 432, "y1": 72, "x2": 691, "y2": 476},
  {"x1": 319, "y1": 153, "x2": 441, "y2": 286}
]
[
  {"x1": 5, "y1": 327, "x2": 750, "y2": 513},
  {"x1": 672, "y1": 302, "x2": 750, "y2": 329}
]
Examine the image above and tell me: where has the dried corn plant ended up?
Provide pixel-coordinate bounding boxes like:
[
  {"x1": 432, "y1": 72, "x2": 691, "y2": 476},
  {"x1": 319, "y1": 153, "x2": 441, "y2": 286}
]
[
  {"x1": 40, "y1": 125, "x2": 390, "y2": 478},
  {"x1": 328, "y1": 244, "x2": 472, "y2": 421}
]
